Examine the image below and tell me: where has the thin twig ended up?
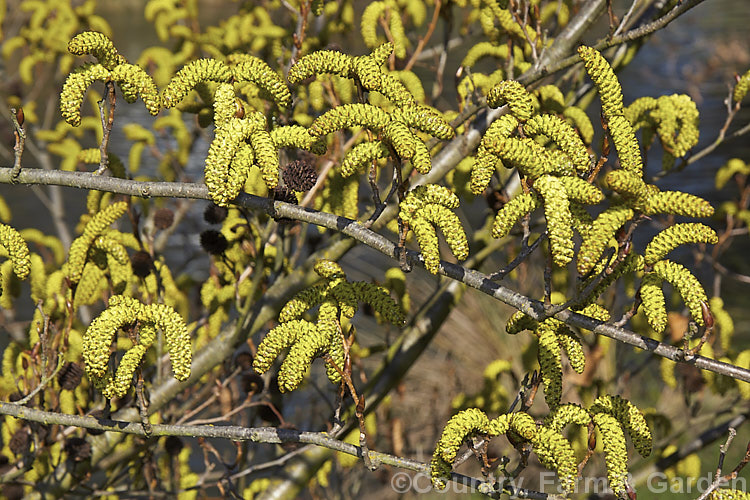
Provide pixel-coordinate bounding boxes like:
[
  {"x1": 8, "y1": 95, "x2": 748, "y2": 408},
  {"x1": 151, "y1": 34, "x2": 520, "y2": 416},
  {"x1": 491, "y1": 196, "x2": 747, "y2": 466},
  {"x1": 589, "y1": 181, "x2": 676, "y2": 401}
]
[
  {"x1": 10, "y1": 107, "x2": 25, "y2": 180},
  {"x1": 430, "y1": 8, "x2": 452, "y2": 101},
  {"x1": 489, "y1": 231, "x2": 543, "y2": 281},
  {"x1": 521, "y1": 0, "x2": 707, "y2": 86},
  {"x1": 696, "y1": 427, "x2": 737, "y2": 500},
  {"x1": 403, "y1": 0, "x2": 442, "y2": 72},
  {"x1": 97, "y1": 81, "x2": 116, "y2": 174},
  {"x1": 613, "y1": 0, "x2": 640, "y2": 36}
]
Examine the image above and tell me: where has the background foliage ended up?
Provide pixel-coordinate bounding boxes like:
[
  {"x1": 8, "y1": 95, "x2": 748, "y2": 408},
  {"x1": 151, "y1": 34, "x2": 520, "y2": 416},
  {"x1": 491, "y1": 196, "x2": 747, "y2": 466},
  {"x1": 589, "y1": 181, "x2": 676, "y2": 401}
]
[{"x1": 1, "y1": 0, "x2": 750, "y2": 498}]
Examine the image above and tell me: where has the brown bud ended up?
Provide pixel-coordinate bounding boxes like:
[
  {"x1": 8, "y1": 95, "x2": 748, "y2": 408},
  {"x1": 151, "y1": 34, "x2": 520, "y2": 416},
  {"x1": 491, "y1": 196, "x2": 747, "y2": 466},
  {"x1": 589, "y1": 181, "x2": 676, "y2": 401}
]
[
  {"x1": 199, "y1": 230, "x2": 228, "y2": 255},
  {"x1": 241, "y1": 373, "x2": 264, "y2": 394},
  {"x1": 234, "y1": 352, "x2": 253, "y2": 371},
  {"x1": 204, "y1": 203, "x2": 228, "y2": 224},
  {"x1": 131, "y1": 251, "x2": 153, "y2": 278},
  {"x1": 282, "y1": 160, "x2": 317, "y2": 192},
  {"x1": 14, "y1": 107, "x2": 24, "y2": 126},
  {"x1": 588, "y1": 430, "x2": 597, "y2": 450},
  {"x1": 234, "y1": 99, "x2": 245, "y2": 119}
]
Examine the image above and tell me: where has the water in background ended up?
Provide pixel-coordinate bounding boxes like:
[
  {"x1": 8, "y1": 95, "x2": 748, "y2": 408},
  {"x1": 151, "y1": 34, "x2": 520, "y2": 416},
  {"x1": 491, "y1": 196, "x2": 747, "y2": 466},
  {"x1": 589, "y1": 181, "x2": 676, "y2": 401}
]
[
  {"x1": 617, "y1": 0, "x2": 750, "y2": 195},
  {"x1": 4, "y1": 1, "x2": 748, "y2": 217}
]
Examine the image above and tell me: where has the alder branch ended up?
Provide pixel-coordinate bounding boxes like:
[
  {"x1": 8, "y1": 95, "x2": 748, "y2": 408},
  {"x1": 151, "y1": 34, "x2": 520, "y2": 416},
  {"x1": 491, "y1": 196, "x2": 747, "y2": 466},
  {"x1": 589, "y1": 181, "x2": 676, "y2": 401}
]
[
  {"x1": 518, "y1": 0, "x2": 707, "y2": 85},
  {"x1": 604, "y1": 0, "x2": 707, "y2": 47},
  {"x1": 10, "y1": 107, "x2": 25, "y2": 180},
  {"x1": 0, "y1": 401, "x2": 547, "y2": 499},
  {"x1": 527, "y1": 0, "x2": 607, "y2": 80},
  {"x1": 2, "y1": 166, "x2": 748, "y2": 384},
  {"x1": 97, "y1": 81, "x2": 116, "y2": 174}
]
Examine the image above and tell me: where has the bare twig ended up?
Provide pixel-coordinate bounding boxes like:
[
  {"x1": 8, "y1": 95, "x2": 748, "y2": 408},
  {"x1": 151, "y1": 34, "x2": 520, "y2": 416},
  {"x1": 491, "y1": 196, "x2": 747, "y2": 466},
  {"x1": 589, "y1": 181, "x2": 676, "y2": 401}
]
[
  {"x1": 613, "y1": 0, "x2": 641, "y2": 36},
  {"x1": 653, "y1": 413, "x2": 748, "y2": 473},
  {"x1": 489, "y1": 230, "x2": 543, "y2": 281},
  {"x1": 10, "y1": 107, "x2": 25, "y2": 180},
  {"x1": 97, "y1": 81, "x2": 117, "y2": 174},
  {"x1": 696, "y1": 427, "x2": 741, "y2": 500},
  {"x1": 404, "y1": 0, "x2": 442, "y2": 72}
]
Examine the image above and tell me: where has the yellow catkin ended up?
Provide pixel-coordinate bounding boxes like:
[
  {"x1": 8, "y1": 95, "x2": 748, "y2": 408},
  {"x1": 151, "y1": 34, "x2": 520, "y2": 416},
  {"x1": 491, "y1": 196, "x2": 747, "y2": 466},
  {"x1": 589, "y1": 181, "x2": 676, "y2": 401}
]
[
  {"x1": 644, "y1": 223, "x2": 717, "y2": 266},
  {"x1": 536, "y1": 320, "x2": 563, "y2": 409},
  {"x1": 162, "y1": 58, "x2": 232, "y2": 108},
  {"x1": 563, "y1": 106, "x2": 594, "y2": 145},
  {"x1": 733, "y1": 68, "x2": 750, "y2": 103},
  {"x1": 578, "y1": 46, "x2": 643, "y2": 176},
  {"x1": 577, "y1": 205, "x2": 633, "y2": 276},
  {"x1": 254, "y1": 260, "x2": 403, "y2": 390},
  {"x1": 399, "y1": 185, "x2": 467, "y2": 274},
  {"x1": 230, "y1": 56, "x2": 292, "y2": 107},
  {"x1": 523, "y1": 114, "x2": 591, "y2": 171},
  {"x1": 60, "y1": 63, "x2": 112, "y2": 126},
  {"x1": 534, "y1": 175, "x2": 574, "y2": 266},
  {"x1": 592, "y1": 412, "x2": 629, "y2": 495},
  {"x1": 487, "y1": 80, "x2": 535, "y2": 122},
  {"x1": 640, "y1": 272, "x2": 667, "y2": 334},
  {"x1": 204, "y1": 116, "x2": 266, "y2": 206},
  {"x1": 492, "y1": 192, "x2": 540, "y2": 239},
  {"x1": 287, "y1": 49, "x2": 354, "y2": 84},
  {"x1": 68, "y1": 32, "x2": 126, "y2": 70},
  {"x1": 592, "y1": 394, "x2": 652, "y2": 457},
  {"x1": 652, "y1": 260, "x2": 708, "y2": 326},
  {"x1": 638, "y1": 190, "x2": 714, "y2": 218},
  {"x1": 431, "y1": 408, "x2": 492, "y2": 489},
  {"x1": 67, "y1": 201, "x2": 128, "y2": 284},
  {"x1": 82, "y1": 295, "x2": 142, "y2": 379},
  {"x1": 0, "y1": 224, "x2": 31, "y2": 280}
]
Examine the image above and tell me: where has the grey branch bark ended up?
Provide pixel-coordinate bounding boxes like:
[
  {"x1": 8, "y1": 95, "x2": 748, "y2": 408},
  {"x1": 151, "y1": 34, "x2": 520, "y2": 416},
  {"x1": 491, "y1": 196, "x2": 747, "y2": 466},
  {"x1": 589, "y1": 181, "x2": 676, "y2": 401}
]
[
  {"x1": 2, "y1": 165, "x2": 748, "y2": 384},
  {"x1": 0, "y1": 401, "x2": 546, "y2": 499}
]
